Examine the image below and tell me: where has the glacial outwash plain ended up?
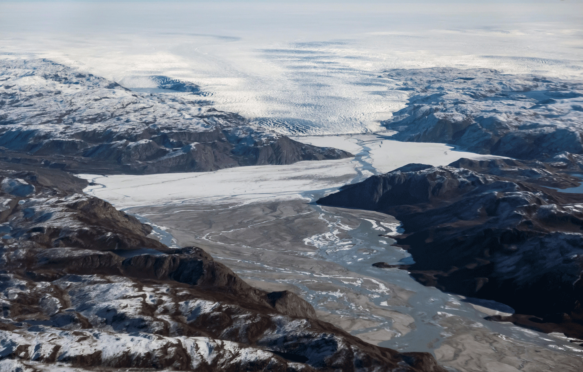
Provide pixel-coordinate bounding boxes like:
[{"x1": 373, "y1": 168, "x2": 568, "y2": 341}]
[{"x1": 1, "y1": 1, "x2": 583, "y2": 371}]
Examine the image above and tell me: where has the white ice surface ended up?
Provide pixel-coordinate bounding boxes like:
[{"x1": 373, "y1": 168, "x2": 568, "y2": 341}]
[
  {"x1": 370, "y1": 141, "x2": 501, "y2": 174},
  {"x1": 1, "y1": 2, "x2": 581, "y2": 136},
  {"x1": 81, "y1": 134, "x2": 497, "y2": 208},
  {"x1": 295, "y1": 134, "x2": 501, "y2": 173},
  {"x1": 82, "y1": 157, "x2": 355, "y2": 208}
]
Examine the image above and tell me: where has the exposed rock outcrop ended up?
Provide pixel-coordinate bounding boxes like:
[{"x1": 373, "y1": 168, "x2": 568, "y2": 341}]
[
  {"x1": 318, "y1": 158, "x2": 583, "y2": 341},
  {"x1": 0, "y1": 162, "x2": 166, "y2": 253},
  {"x1": 381, "y1": 68, "x2": 583, "y2": 166}
]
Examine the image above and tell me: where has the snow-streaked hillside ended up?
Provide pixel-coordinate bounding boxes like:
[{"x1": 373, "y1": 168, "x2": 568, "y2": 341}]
[
  {"x1": 382, "y1": 68, "x2": 583, "y2": 162},
  {"x1": 0, "y1": 58, "x2": 350, "y2": 174}
]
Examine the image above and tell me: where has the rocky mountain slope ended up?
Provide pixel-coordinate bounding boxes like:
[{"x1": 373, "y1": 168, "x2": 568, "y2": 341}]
[
  {"x1": 318, "y1": 158, "x2": 583, "y2": 342},
  {"x1": 0, "y1": 162, "x2": 444, "y2": 371},
  {"x1": 0, "y1": 58, "x2": 351, "y2": 174},
  {"x1": 382, "y1": 68, "x2": 583, "y2": 165}
]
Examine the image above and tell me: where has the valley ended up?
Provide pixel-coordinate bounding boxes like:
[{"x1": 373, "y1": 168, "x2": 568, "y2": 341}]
[{"x1": 84, "y1": 134, "x2": 583, "y2": 371}]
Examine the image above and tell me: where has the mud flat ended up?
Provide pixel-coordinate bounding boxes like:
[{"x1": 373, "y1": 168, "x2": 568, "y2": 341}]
[{"x1": 83, "y1": 134, "x2": 583, "y2": 371}]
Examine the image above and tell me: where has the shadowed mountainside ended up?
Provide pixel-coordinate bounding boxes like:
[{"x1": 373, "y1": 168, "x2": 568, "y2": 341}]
[{"x1": 318, "y1": 158, "x2": 583, "y2": 342}]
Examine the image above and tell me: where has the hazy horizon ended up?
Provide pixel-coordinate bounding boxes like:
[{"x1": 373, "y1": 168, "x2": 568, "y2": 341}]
[{"x1": 2, "y1": 0, "x2": 582, "y2": 133}]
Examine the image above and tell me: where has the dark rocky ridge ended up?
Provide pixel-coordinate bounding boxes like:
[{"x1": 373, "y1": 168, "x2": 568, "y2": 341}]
[
  {"x1": 0, "y1": 161, "x2": 168, "y2": 253},
  {"x1": 318, "y1": 158, "x2": 583, "y2": 342},
  {"x1": 0, "y1": 58, "x2": 351, "y2": 175},
  {"x1": 381, "y1": 68, "x2": 583, "y2": 167},
  {"x1": 0, "y1": 162, "x2": 444, "y2": 371}
]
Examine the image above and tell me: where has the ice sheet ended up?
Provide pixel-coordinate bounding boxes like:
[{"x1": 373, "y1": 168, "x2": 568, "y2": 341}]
[{"x1": 1, "y1": 2, "x2": 581, "y2": 136}]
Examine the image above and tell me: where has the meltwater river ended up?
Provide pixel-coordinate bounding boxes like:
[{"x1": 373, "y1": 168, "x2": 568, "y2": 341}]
[
  {"x1": 83, "y1": 133, "x2": 583, "y2": 369},
  {"x1": 299, "y1": 135, "x2": 581, "y2": 354}
]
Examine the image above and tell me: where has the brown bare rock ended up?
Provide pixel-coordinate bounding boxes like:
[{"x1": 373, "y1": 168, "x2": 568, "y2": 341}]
[
  {"x1": 0, "y1": 161, "x2": 167, "y2": 252},
  {"x1": 267, "y1": 291, "x2": 318, "y2": 319}
]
